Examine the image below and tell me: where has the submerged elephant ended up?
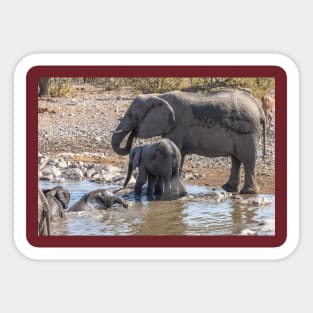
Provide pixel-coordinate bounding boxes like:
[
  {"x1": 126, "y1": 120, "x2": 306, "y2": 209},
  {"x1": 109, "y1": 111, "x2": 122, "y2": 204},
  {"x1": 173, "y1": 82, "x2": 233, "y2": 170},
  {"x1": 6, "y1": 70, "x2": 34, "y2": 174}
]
[
  {"x1": 68, "y1": 189, "x2": 128, "y2": 212},
  {"x1": 112, "y1": 90, "x2": 265, "y2": 194},
  {"x1": 124, "y1": 138, "x2": 187, "y2": 201},
  {"x1": 42, "y1": 186, "x2": 70, "y2": 220}
]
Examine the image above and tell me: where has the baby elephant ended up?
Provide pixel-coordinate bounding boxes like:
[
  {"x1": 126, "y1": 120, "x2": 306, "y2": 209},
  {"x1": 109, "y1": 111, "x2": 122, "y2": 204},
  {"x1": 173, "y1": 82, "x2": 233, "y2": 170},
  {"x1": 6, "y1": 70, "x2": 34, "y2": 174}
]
[
  {"x1": 124, "y1": 138, "x2": 186, "y2": 201},
  {"x1": 68, "y1": 189, "x2": 128, "y2": 212},
  {"x1": 42, "y1": 186, "x2": 70, "y2": 221}
]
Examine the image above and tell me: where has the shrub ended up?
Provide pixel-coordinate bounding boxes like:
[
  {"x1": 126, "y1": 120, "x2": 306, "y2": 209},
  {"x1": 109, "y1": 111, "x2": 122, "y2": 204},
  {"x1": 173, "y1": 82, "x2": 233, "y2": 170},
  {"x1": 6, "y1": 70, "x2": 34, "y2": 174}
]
[{"x1": 49, "y1": 78, "x2": 75, "y2": 97}]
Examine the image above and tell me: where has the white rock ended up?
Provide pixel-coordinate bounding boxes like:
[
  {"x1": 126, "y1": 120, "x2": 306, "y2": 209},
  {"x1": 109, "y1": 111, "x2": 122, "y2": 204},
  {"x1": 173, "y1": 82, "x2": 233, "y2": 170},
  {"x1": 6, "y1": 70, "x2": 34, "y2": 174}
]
[
  {"x1": 69, "y1": 98, "x2": 78, "y2": 105},
  {"x1": 56, "y1": 160, "x2": 67, "y2": 169},
  {"x1": 62, "y1": 168, "x2": 84, "y2": 180},
  {"x1": 241, "y1": 229, "x2": 256, "y2": 236},
  {"x1": 89, "y1": 173, "x2": 106, "y2": 183},
  {"x1": 41, "y1": 165, "x2": 61, "y2": 178},
  {"x1": 237, "y1": 196, "x2": 272, "y2": 206},
  {"x1": 86, "y1": 168, "x2": 97, "y2": 178},
  {"x1": 40, "y1": 174, "x2": 54, "y2": 181}
]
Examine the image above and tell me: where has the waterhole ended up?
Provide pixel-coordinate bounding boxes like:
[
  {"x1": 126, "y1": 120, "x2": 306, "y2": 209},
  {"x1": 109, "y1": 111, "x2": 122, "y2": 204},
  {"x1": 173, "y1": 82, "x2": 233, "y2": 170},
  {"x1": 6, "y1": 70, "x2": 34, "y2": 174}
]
[{"x1": 40, "y1": 180, "x2": 275, "y2": 236}]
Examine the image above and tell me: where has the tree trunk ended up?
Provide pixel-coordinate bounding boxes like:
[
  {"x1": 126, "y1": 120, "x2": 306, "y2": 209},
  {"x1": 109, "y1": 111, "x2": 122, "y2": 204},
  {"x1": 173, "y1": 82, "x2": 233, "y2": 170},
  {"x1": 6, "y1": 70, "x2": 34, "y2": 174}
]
[{"x1": 38, "y1": 78, "x2": 50, "y2": 97}]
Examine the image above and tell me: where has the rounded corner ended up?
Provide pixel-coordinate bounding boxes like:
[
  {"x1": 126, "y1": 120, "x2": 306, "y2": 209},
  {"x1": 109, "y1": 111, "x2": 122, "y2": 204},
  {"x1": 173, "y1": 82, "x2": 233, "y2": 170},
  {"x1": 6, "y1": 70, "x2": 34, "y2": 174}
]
[
  {"x1": 271, "y1": 53, "x2": 300, "y2": 78},
  {"x1": 13, "y1": 233, "x2": 40, "y2": 261},
  {"x1": 272, "y1": 233, "x2": 300, "y2": 260},
  {"x1": 14, "y1": 53, "x2": 41, "y2": 76}
]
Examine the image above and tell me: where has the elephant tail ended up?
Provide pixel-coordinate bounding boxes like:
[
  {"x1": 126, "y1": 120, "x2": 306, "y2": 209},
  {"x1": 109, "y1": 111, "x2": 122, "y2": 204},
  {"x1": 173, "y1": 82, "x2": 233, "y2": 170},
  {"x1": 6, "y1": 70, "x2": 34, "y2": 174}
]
[
  {"x1": 123, "y1": 162, "x2": 133, "y2": 188},
  {"x1": 262, "y1": 118, "x2": 266, "y2": 160}
]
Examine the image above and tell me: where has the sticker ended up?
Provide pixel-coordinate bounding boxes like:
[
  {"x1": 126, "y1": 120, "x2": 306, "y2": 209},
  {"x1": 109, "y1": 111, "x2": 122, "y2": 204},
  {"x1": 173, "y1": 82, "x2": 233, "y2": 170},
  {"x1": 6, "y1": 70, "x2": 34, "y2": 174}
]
[{"x1": 14, "y1": 53, "x2": 299, "y2": 260}]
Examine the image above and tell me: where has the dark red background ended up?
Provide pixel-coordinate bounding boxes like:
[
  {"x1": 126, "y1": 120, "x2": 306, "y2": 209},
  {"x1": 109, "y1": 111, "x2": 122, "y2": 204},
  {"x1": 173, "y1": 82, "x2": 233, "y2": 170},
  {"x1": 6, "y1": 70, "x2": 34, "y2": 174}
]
[{"x1": 27, "y1": 66, "x2": 287, "y2": 247}]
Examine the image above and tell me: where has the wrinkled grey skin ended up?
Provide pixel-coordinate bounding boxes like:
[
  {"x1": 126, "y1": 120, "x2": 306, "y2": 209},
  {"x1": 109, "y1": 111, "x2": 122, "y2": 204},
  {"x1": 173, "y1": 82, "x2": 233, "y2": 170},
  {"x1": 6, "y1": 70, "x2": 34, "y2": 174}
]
[
  {"x1": 43, "y1": 186, "x2": 70, "y2": 221},
  {"x1": 38, "y1": 188, "x2": 51, "y2": 236},
  {"x1": 124, "y1": 138, "x2": 187, "y2": 201},
  {"x1": 68, "y1": 189, "x2": 128, "y2": 212},
  {"x1": 112, "y1": 90, "x2": 265, "y2": 194}
]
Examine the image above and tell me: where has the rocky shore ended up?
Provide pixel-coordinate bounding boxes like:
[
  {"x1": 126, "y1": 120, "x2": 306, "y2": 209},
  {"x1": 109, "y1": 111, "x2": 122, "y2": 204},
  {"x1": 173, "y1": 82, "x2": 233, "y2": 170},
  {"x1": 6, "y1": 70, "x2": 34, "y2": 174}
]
[{"x1": 38, "y1": 85, "x2": 275, "y2": 194}]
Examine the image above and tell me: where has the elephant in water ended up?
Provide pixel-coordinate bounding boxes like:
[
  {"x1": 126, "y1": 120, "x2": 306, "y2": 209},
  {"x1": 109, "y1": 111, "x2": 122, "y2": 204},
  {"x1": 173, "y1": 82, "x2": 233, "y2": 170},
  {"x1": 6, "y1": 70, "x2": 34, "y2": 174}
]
[
  {"x1": 42, "y1": 186, "x2": 70, "y2": 221},
  {"x1": 124, "y1": 138, "x2": 187, "y2": 201},
  {"x1": 68, "y1": 189, "x2": 128, "y2": 212},
  {"x1": 111, "y1": 90, "x2": 266, "y2": 194},
  {"x1": 38, "y1": 188, "x2": 51, "y2": 236}
]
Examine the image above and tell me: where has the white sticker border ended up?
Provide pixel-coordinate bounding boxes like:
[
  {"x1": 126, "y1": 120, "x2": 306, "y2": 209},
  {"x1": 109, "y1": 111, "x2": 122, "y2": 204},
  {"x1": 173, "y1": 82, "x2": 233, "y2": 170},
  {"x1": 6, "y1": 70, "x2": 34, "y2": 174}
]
[{"x1": 14, "y1": 53, "x2": 299, "y2": 260}]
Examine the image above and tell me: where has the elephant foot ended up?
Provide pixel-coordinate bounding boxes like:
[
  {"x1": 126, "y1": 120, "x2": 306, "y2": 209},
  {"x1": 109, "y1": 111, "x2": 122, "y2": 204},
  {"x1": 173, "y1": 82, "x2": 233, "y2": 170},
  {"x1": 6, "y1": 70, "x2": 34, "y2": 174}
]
[
  {"x1": 240, "y1": 185, "x2": 260, "y2": 194},
  {"x1": 147, "y1": 195, "x2": 154, "y2": 201},
  {"x1": 222, "y1": 183, "x2": 239, "y2": 193},
  {"x1": 135, "y1": 194, "x2": 142, "y2": 201},
  {"x1": 179, "y1": 191, "x2": 187, "y2": 197}
]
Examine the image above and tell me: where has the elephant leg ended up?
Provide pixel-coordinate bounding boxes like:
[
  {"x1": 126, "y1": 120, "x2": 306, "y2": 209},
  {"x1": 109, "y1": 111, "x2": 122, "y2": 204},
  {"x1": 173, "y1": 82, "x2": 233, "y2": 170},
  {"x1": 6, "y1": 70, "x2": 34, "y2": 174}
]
[
  {"x1": 223, "y1": 155, "x2": 241, "y2": 192},
  {"x1": 135, "y1": 166, "x2": 147, "y2": 201},
  {"x1": 232, "y1": 136, "x2": 260, "y2": 194},
  {"x1": 154, "y1": 177, "x2": 163, "y2": 197},
  {"x1": 177, "y1": 179, "x2": 187, "y2": 197},
  {"x1": 240, "y1": 160, "x2": 260, "y2": 194},
  {"x1": 160, "y1": 177, "x2": 171, "y2": 200},
  {"x1": 147, "y1": 174, "x2": 157, "y2": 201},
  {"x1": 171, "y1": 177, "x2": 187, "y2": 198}
]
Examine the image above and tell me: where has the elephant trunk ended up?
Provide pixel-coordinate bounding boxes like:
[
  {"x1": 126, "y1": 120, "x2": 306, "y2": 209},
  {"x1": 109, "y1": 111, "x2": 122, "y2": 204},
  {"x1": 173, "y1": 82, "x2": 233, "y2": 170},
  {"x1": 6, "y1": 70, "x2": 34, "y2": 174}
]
[
  {"x1": 111, "y1": 129, "x2": 136, "y2": 156},
  {"x1": 123, "y1": 162, "x2": 133, "y2": 188}
]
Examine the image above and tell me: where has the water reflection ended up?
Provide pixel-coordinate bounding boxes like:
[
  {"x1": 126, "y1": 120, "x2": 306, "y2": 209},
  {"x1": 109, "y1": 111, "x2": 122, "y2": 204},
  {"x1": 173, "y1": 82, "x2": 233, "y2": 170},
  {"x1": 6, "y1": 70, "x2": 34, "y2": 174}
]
[{"x1": 40, "y1": 181, "x2": 275, "y2": 236}]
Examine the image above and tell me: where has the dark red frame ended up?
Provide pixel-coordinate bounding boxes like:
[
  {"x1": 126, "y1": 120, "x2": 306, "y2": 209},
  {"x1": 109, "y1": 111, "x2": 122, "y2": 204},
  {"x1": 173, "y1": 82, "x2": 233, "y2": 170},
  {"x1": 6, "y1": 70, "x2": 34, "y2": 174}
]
[{"x1": 27, "y1": 65, "x2": 287, "y2": 247}]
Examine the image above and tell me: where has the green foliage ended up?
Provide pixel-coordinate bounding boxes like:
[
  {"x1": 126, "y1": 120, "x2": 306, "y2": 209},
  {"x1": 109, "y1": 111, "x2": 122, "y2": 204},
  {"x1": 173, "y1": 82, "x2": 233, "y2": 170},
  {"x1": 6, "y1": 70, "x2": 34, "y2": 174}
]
[{"x1": 49, "y1": 78, "x2": 75, "y2": 97}]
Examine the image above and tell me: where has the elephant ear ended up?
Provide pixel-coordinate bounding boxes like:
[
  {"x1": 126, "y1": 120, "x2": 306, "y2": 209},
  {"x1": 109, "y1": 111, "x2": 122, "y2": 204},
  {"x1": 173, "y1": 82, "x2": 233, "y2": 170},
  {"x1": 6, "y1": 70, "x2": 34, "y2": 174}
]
[{"x1": 137, "y1": 96, "x2": 175, "y2": 138}]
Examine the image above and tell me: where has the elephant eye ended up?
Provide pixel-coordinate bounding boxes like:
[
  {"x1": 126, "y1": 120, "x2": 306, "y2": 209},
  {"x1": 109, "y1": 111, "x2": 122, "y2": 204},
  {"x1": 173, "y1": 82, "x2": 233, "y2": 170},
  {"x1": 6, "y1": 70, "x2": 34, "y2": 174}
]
[{"x1": 128, "y1": 113, "x2": 132, "y2": 118}]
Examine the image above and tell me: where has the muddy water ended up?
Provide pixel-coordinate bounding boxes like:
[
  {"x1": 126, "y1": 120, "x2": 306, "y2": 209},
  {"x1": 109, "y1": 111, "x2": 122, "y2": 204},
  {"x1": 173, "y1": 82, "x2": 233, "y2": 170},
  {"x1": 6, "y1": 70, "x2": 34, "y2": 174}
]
[{"x1": 40, "y1": 181, "x2": 275, "y2": 236}]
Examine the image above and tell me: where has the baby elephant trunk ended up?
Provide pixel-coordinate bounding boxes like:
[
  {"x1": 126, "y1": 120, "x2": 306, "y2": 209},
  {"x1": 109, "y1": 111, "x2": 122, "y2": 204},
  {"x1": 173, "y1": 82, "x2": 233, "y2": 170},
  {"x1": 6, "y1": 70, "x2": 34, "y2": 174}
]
[{"x1": 123, "y1": 162, "x2": 133, "y2": 188}]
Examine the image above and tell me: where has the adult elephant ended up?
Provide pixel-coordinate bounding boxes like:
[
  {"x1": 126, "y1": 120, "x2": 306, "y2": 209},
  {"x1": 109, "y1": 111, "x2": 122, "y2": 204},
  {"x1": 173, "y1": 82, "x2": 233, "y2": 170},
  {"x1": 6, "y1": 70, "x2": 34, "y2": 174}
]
[
  {"x1": 68, "y1": 189, "x2": 128, "y2": 212},
  {"x1": 111, "y1": 90, "x2": 265, "y2": 194}
]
